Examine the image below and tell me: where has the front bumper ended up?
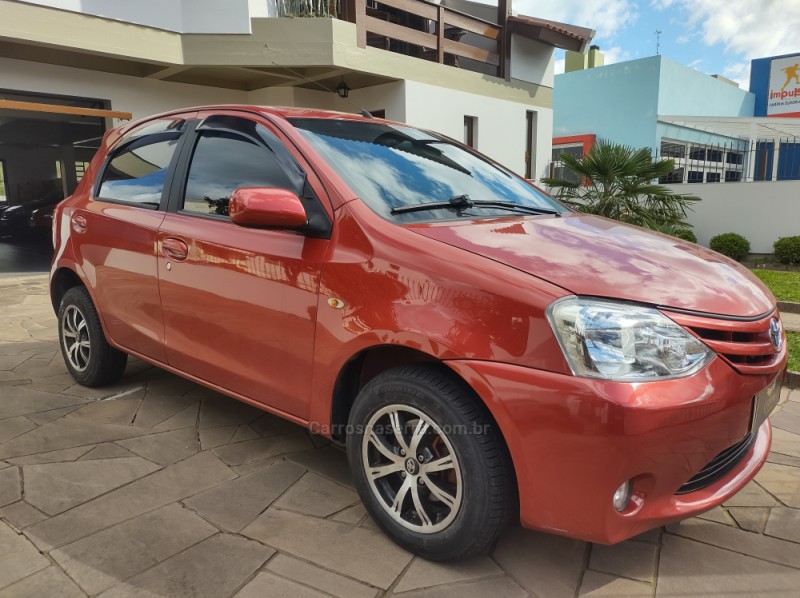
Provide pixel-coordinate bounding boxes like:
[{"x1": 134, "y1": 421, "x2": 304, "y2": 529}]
[{"x1": 446, "y1": 356, "x2": 783, "y2": 544}]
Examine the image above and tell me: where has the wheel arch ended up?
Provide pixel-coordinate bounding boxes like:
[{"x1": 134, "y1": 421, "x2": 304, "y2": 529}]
[
  {"x1": 50, "y1": 267, "x2": 85, "y2": 312},
  {"x1": 328, "y1": 347, "x2": 517, "y2": 481}
]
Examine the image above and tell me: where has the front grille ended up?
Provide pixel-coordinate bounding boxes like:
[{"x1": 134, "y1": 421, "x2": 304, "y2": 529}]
[
  {"x1": 665, "y1": 310, "x2": 783, "y2": 375},
  {"x1": 675, "y1": 433, "x2": 755, "y2": 495}
]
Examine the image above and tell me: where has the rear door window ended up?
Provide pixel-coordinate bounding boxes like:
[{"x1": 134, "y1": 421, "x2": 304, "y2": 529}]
[
  {"x1": 97, "y1": 138, "x2": 179, "y2": 207},
  {"x1": 96, "y1": 118, "x2": 187, "y2": 208}
]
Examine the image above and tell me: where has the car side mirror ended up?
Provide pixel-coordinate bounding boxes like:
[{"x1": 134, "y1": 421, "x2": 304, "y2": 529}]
[{"x1": 229, "y1": 187, "x2": 308, "y2": 229}]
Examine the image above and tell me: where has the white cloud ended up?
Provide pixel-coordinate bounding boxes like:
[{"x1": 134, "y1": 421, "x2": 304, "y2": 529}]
[
  {"x1": 514, "y1": 0, "x2": 638, "y2": 41},
  {"x1": 602, "y1": 46, "x2": 632, "y2": 65},
  {"x1": 651, "y1": 0, "x2": 800, "y2": 86}
]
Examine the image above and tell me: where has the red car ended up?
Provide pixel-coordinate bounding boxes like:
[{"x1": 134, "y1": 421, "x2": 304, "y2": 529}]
[{"x1": 50, "y1": 106, "x2": 786, "y2": 560}]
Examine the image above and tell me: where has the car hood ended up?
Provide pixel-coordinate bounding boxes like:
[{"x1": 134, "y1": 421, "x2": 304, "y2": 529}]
[{"x1": 407, "y1": 213, "x2": 774, "y2": 318}]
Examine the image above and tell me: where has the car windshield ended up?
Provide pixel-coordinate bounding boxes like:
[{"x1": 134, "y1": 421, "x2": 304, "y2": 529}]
[{"x1": 289, "y1": 118, "x2": 567, "y2": 222}]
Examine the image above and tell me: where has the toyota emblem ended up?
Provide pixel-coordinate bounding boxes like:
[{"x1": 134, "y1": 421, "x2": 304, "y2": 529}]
[{"x1": 769, "y1": 318, "x2": 782, "y2": 350}]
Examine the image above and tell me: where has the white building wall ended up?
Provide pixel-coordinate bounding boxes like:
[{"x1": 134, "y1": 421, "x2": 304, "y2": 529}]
[
  {"x1": 18, "y1": 0, "x2": 252, "y2": 32},
  {"x1": 0, "y1": 58, "x2": 248, "y2": 121},
  {"x1": 403, "y1": 80, "x2": 552, "y2": 177},
  {"x1": 511, "y1": 36, "x2": 555, "y2": 88},
  {"x1": 666, "y1": 181, "x2": 800, "y2": 253}
]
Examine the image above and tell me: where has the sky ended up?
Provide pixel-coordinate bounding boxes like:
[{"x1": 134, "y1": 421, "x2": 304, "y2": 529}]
[{"x1": 497, "y1": 0, "x2": 800, "y2": 89}]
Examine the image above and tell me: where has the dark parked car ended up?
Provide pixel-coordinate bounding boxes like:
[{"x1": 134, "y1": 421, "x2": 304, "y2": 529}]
[
  {"x1": 50, "y1": 105, "x2": 786, "y2": 560},
  {"x1": 0, "y1": 189, "x2": 63, "y2": 238}
]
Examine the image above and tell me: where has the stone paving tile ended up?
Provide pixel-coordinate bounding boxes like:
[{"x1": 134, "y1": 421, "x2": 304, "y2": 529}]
[
  {"x1": 767, "y1": 451, "x2": 800, "y2": 468},
  {"x1": 117, "y1": 427, "x2": 200, "y2": 466},
  {"x1": 274, "y1": 472, "x2": 359, "y2": 517},
  {"x1": 727, "y1": 506, "x2": 769, "y2": 533},
  {"x1": 234, "y1": 572, "x2": 329, "y2": 598},
  {"x1": 265, "y1": 554, "x2": 379, "y2": 598},
  {"x1": 79, "y1": 443, "x2": 136, "y2": 460},
  {"x1": 8, "y1": 445, "x2": 94, "y2": 465},
  {"x1": 771, "y1": 427, "x2": 800, "y2": 458},
  {"x1": 330, "y1": 503, "x2": 368, "y2": 525},
  {"x1": 199, "y1": 425, "x2": 237, "y2": 450},
  {"x1": 231, "y1": 424, "x2": 261, "y2": 443},
  {"x1": 578, "y1": 571, "x2": 653, "y2": 597},
  {"x1": 0, "y1": 353, "x2": 33, "y2": 370},
  {"x1": 668, "y1": 518, "x2": 800, "y2": 569},
  {"x1": 25, "y1": 404, "x2": 83, "y2": 425},
  {"x1": 23, "y1": 456, "x2": 161, "y2": 515},
  {"x1": 154, "y1": 403, "x2": 200, "y2": 431},
  {"x1": 287, "y1": 445, "x2": 354, "y2": 487},
  {"x1": 0, "y1": 416, "x2": 36, "y2": 444},
  {"x1": 389, "y1": 576, "x2": 528, "y2": 598},
  {"x1": 695, "y1": 506, "x2": 737, "y2": 526},
  {"x1": 494, "y1": 527, "x2": 586, "y2": 598},
  {"x1": 184, "y1": 460, "x2": 306, "y2": 532},
  {"x1": 0, "y1": 520, "x2": 50, "y2": 588},
  {"x1": 132, "y1": 393, "x2": 198, "y2": 428},
  {"x1": 65, "y1": 398, "x2": 142, "y2": 426},
  {"x1": 393, "y1": 556, "x2": 503, "y2": 593},
  {"x1": 0, "y1": 566, "x2": 86, "y2": 598},
  {"x1": 213, "y1": 432, "x2": 313, "y2": 467},
  {"x1": 26, "y1": 450, "x2": 236, "y2": 551},
  {"x1": 199, "y1": 394, "x2": 264, "y2": 429},
  {"x1": 657, "y1": 534, "x2": 800, "y2": 597},
  {"x1": 756, "y1": 462, "x2": 800, "y2": 508},
  {"x1": 722, "y1": 479, "x2": 780, "y2": 507},
  {"x1": 99, "y1": 533, "x2": 273, "y2": 598},
  {"x1": 764, "y1": 507, "x2": 800, "y2": 543},
  {"x1": 589, "y1": 540, "x2": 658, "y2": 583},
  {"x1": 51, "y1": 503, "x2": 218, "y2": 595},
  {"x1": 0, "y1": 501, "x2": 48, "y2": 530},
  {"x1": 251, "y1": 413, "x2": 307, "y2": 438},
  {"x1": 0, "y1": 467, "x2": 21, "y2": 508},
  {"x1": 243, "y1": 508, "x2": 413, "y2": 589},
  {"x1": 0, "y1": 418, "x2": 149, "y2": 460},
  {"x1": 0, "y1": 385, "x2": 90, "y2": 421}
]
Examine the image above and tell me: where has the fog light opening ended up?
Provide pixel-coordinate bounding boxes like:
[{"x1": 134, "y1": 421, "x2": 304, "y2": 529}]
[{"x1": 613, "y1": 480, "x2": 632, "y2": 512}]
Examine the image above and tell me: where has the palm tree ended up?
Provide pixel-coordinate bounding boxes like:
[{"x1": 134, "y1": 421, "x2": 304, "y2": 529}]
[{"x1": 541, "y1": 140, "x2": 699, "y2": 230}]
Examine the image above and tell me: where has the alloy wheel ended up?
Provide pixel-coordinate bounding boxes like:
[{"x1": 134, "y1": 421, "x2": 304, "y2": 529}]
[
  {"x1": 61, "y1": 304, "x2": 91, "y2": 372},
  {"x1": 362, "y1": 404, "x2": 463, "y2": 533}
]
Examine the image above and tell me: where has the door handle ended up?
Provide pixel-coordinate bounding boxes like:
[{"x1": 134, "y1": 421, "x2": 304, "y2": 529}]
[
  {"x1": 162, "y1": 237, "x2": 189, "y2": 261},
  {"x1": 71, "y1": 214, "x2": 87, "y2": 234}
]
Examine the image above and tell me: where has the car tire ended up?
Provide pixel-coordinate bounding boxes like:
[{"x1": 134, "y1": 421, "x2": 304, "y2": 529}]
[
  {"x1": 58, "y1": 286, "x2": 127, "y2": 387},
  {"x1": 346, "y1": 364, "x2": 516, "y2": 561}
]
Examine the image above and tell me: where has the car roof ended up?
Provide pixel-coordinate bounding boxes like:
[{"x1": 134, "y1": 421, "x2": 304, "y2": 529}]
[{"x1": 116, "y1": 105, "x2": 375, "y2": 137}]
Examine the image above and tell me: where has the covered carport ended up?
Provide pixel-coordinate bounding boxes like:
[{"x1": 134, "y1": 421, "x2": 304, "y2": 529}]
[{"x1": 0, "y1": 91, "x2": 130, "y2": 274}]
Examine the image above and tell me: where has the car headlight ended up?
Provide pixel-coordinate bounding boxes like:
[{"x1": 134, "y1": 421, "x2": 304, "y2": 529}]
[{"x1": 546, "y1": 297, "x2": 714, "y2": 381}]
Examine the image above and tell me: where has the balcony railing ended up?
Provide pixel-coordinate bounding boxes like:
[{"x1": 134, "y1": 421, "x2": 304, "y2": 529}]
[
  {"x1": 277, "y1": 0, "x2": 340, "y2": 17},
  {"x1": 340, "y1": 0, "x2": 505, "y2": 78}
]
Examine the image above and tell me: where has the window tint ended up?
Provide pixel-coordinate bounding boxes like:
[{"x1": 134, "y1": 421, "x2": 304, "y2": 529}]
[
  {"x1": 98, "y1": 138, "x2": 179, "y2": 206},
  {"x1": 183, "y1": 132, "x2": 301, "y2": 217}
]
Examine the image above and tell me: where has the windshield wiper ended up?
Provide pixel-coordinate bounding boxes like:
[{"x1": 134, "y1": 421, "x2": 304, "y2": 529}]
[{"x1": 391, "y1": 194, "x2": 563, "y2": 216}]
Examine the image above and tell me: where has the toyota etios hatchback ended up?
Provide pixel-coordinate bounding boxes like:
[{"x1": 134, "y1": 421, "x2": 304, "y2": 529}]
[{"x1": 51, "y1": 106, "x2": 786, "y2": 560}]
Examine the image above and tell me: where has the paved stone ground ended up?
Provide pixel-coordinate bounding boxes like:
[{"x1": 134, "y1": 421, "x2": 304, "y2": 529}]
[
  {"x1": 782, "y1": 311, "x2": 800, "y2": 333},
  {"x1": 1, "y1": 274, "x2": 800, "y2": 598}
]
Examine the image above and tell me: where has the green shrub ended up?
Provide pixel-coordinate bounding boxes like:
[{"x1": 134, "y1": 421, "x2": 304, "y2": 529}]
[
  {"x1": 673, "y1": 229, "x2": 697, "y2": 243},
  {"x1": 709, "y1": 233, "x2": 750, "y2": 261},
  {"x1": 773, "y1": 236, "x2": 800, "y2": 265}
]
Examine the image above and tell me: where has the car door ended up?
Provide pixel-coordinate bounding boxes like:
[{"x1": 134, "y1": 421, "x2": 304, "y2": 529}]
[
  {"x1": 156, "y1": 111, "x2": 332, "y2": 419},
  {"x1": 72, "y1": 115, "x2": 194, "y2": 362}
]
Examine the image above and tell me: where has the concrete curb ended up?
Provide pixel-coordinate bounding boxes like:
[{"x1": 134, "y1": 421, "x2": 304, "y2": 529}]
[
  {"x1": 779, "y1": 301, "x2": 800, "y2": 314},
  {"x1": 786, "y1": 370, "x2": 800, "y2": 388}
]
